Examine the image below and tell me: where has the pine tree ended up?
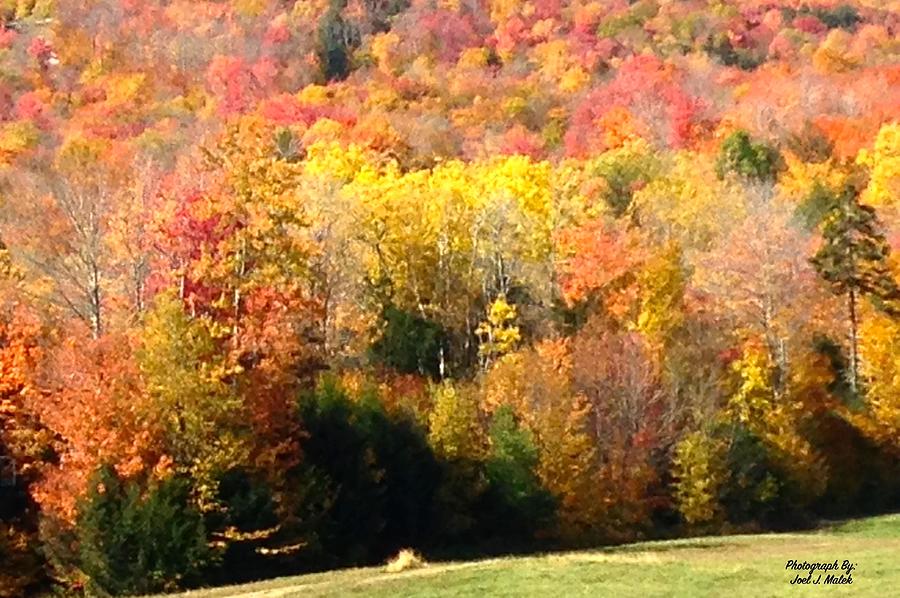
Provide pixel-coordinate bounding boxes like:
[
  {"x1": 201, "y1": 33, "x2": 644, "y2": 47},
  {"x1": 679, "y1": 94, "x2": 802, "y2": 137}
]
[
  {"x1": 76, "y1": 466, "x2": 211, "y2": 596},
  {"x1": 810, "y1": 185, "x2": 900, "y2": 395},
  {"x1": 316, "y1": 0, "x2": 359, "y2": 82}
]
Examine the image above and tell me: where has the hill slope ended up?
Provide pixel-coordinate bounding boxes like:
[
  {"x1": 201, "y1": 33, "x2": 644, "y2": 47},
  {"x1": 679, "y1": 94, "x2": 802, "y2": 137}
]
[{"x1": 167, "y1": 514, "x2": 900, "y2": 598}]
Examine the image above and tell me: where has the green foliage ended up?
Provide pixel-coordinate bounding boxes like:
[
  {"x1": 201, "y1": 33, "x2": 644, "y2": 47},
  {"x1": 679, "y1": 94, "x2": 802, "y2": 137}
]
[
  {"x1": 294, "y1": 379, "x2": 442, "y2": 567},
  {"x1": 703, "y1": 34, "x2": 765, "y2": 71},
  {"x1": 76, "y1": 466, "x2": 212, "y2": 596},
  {"x1": 795, "y1": 182, "x2": 840, "y2": 230},
  {"x1": 719, "y1": 426, "x2": 800, "y2": 529},
  {"x1": 816, "y1": 5, "x2": 861, "y2": 30},
  {"x1": 715, "y1": 131, "x2": 782, "y2": 182},
  {"x1": 589, "y1": 143, "x2": 661, "y2": 217},
  {"x1": 811, "y1": 334, "x2": 857, "y2": 407},
  {"x1": 783, "y1": 5, "x2": 861, "y2": 31},
  {"x1": 370, "y1": 306, "x2": 448, "y2": 378},
  {"x1": 317, "y1": 0, "x2": 360, "y2": 82},
  {"x1": 810, "y1": 187, "x2": 900, "y2": 311},
  {"x1": 597, "y1": 0, "x2": 659, "y2": 38},
  {"x1": 483, "y1": 407, "x2": 555, "y2": 540}
]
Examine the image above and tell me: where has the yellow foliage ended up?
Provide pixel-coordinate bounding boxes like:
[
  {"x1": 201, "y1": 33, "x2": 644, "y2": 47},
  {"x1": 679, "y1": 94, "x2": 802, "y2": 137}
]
[
  {"x1": 476, "y1": 294, "x2": 521, "y2": 366},
  {"x1": 859, "y1": 310, "x2": 900, "y2": 448},
  {"x1": 0, "y1": 121, "x2": 39, "y2": 166},
  {"x1": 633, "y1": 243, "x2": 685, "y2": 347},
  {"x1": 427, "y1": 382, "x2": 484, "y2": 460},
  {"x1": 489, "y1": 0, "x2": 526, "y2": 25},
  {"x1": 303, "y1": 141, "x2": 374, "y2": 183},
  {"x1": 296, "y1": 84, "x2": 331, "y2": 106},
  {"x1": 559, "y1": 66, "x2": 590, "y2": 93},
  {"x1": 233, "y1": 0, "x2": 267, "y2": 17},
  {"x1": 457, "y1": 47, "x2": 490, "y2": 70},
  {"x1": 857, "y1": 123, "x2": 900, "y2": 208},
  {"x1": 631, "y1": 151, "x2": 745, "y2": 250},
  {"x1": 371, "y1": 32, "x2": 402, "y2": 75},
  {"x1": 778, "y1": 153, "x2": 850, "y2": 204},
  {"x1": 728, "y1": 344, "x2": 826, "y2": 494},
  {"x1": 813, "y1": 29, "x2": 861, "y2": 73},
  {"x1": 672, "y1": 431, "x2": 727, "y2": 525}
]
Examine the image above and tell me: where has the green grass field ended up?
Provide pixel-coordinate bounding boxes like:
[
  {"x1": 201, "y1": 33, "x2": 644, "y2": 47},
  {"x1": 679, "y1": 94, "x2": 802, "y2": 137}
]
[{"x1": 167, "y1": 514, "x2": 900, "y2": 598}]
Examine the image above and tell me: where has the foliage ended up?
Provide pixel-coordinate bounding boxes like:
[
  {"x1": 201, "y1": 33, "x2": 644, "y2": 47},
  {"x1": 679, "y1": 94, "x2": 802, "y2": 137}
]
[
  {"x1": 370, "y1": 306, "x2": 448, "y2": 378},
  {"x1": 715, "y1": 131, "x2": 783, "y2": 183},
  {"x1": 672, "y1": 431, "x2": 727, "y2": 526},
  {"x1": 476, "y1": 295, "x2": 521, "y2": 369},
  {"x1": 483, "y1": 406, "x2": 555, "y2": 540},
  {"x1": 0, "y1": 0, "x2": 897, "y2": 592},
  {"x1": 75, "y1": 466, "x2": 212, "y2": 596},
  {"x1": 137, "y1": 291, "x2": 249, "y2": 509},
  {"x1": 295, "y1": 379, "x2": 442, "y2": 567}
]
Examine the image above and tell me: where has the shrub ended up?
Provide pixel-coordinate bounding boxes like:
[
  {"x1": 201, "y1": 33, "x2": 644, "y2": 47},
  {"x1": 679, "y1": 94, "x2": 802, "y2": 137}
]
[{"x1": 385, "y1": 548, "x2": 426, "y2": 572}]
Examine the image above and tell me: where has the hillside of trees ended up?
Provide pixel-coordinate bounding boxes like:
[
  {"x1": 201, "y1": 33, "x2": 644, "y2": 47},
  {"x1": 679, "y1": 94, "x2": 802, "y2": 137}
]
[{"x1": 0, "y1": 0, "x2": 899, "y2": 595}]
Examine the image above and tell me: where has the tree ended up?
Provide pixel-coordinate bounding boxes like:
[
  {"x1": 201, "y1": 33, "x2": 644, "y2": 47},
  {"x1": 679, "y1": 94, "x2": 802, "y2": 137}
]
[
  {"x1": 694, "y1": 203, "x2": 827, "y2": 396},
  {"x1": 427, "y1": 382, "x2": 484, "y2": 461},
  {"x1": 715, "y1": 131, "x2": 782, "y2": 183},
  {"x1": 1, "y1": 139, "x2": 123, "y2": 338},
  {"x1": 294, "y1": 379, "x2": 442, "y2": 567},
  {"x1": 76, "y1": 466, "x2": 212, "y2": 596},
  {"x1": 317, "y1": 0, "x2": 359, "y2": 82},
  {"x1": 30, "y1": 330, "x2": 152, "y2": 522},
  {"x1": 810, "y1": 185, "x2": 900, "y2": 395},
  {"x1": 370, "y1": 305, "x2": 447, "y2": 378},
  {"x1": 672, "y1": 430, "x2": 727, "y2": 526},
  {"x1": 483, "y1": 406, "x2": 555, "y2": 541},
  {"x1": 0, "y1": 301, "x2": 47, "y2": 596},
  {"x1": 476, "y1": 294, "x2": 521, "y2": 371},
  {"x1": 137, "y1": 291, "x2": 249, "y2": 508}
]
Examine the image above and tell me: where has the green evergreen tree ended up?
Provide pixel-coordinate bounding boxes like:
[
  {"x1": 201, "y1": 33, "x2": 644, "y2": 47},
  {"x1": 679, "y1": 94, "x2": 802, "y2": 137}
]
[
  {"x1": 810, "y1": 185, "x2": 900, "y2": 395},
  {"x1": 370, "y1": 306, "x2": 448, "y2": 378},
  {"x1": 484, "y1": 407, "x2": 555, "y2": 540},
  {"x1": 76, "y1": 466, "x2": 212, "y2": 596},
  {"x1": 715, "y1": 131, "x2": 782, "y2": 182},
  {"x1": 316, "y1": 0, "x2": 359, "y2": 82}
]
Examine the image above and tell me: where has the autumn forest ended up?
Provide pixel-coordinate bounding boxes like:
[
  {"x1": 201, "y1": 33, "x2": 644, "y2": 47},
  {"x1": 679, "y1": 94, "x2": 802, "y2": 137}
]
[{"x1": 0, "y1": 0, "x2": 899, "y2": 595}]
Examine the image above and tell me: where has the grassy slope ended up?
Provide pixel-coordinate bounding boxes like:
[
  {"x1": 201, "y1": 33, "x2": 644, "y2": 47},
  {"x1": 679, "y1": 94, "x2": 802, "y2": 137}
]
[{"x1": 168, "y1": 514, "x2": 900, "y2": 598}]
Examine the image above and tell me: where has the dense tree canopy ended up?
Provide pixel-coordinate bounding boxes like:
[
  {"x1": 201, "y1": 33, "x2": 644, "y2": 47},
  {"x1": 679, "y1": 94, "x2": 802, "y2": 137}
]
[{"x1": 0, "y1": 0, "x2": 898, "y2": 595}]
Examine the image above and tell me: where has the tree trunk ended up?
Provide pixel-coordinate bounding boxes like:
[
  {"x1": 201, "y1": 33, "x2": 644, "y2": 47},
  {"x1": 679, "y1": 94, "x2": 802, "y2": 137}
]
[
  {"x1": 848, "y1": 288, "x2": 859, "y2": 396},
  {"x1": 89, "y1": 261, "x2": 102, "y2": 339}
]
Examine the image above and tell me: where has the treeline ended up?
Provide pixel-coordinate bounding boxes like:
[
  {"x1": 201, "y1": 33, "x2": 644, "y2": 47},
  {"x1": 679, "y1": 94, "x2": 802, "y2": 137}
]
[
  {"x1": 1, "y1": 119, "x2": 900, "y2": 596},
  {"x1": 0, "y1": 0, "x2": 899, "y2": 596}
]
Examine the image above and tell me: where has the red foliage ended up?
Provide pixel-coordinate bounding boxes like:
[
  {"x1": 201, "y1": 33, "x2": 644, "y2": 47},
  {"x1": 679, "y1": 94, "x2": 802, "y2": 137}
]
[
  {"x1": 793, "y1": 16, "x2": 827, "y2": 35},
  {"x1": 26, "y1": 37, "x2": 52, "y2": 62},
  {"x1": 565, "y1": 56, "x2": 702, "y2": 156},
  {"x1": 500, "y1": 125, "x2": 544, "y2": 159},
  {"x1": 556, "y1": 218, "x2": 645, "y2": 304},
  {"x1": 418, "y1": 9, "x2": 481, "y2": 63}
]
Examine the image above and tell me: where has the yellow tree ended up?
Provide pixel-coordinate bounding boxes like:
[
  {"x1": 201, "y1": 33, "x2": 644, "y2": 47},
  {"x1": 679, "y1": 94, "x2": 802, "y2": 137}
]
[
  {"x1": 136, "y1": 291, "x2": 248, "y2": 509},
  {"x1": 476, "y1": 294, "x2": 521, "y2": 370}
]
